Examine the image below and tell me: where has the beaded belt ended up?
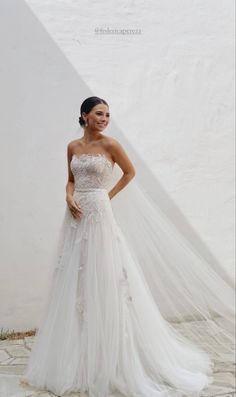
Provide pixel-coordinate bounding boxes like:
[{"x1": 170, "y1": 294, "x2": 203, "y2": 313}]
[{"x1": 74, "y1": 188, "x2": 108, "y2": 192}]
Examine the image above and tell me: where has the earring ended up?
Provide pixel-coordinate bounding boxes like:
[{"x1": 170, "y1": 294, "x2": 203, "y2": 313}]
[{"x1": 85, "y1": 120, "x2": 88, "y2": 127}]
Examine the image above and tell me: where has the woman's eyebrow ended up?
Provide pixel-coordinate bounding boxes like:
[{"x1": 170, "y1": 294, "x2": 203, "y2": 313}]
[{"x1": 96, "y1": 111, "x2": 110, "y2": 115}]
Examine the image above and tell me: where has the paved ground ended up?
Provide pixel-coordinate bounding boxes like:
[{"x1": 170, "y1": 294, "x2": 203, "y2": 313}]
[{"x1": 0, "y1": 324, "x2": 235, "y2": 397}]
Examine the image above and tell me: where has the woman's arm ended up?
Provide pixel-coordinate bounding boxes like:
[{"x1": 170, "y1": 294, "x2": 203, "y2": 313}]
[
  {"x1": 66, "y1": 143, "x2": 75, "y2": 200},
  {"x1": 108, "y1": 138, "x2": 136, "y2": 200},
  {"x1": 66, "y1": 143, "x2": 83, "y2": 218}
]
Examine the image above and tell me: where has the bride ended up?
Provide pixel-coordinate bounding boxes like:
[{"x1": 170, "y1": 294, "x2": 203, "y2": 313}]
[{"x1": 20, "y1": 96, "x2": 234, "y2": 397}]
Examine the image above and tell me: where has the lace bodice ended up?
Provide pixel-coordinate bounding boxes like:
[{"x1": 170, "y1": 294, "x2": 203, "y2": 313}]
[{"x1": 70, "y1": 153, "x2": 114, "y2": 190}]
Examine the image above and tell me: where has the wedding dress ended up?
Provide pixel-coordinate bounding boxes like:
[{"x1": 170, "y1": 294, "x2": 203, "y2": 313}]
[{"x1": 20, "y1": 151, "x2": 234, "y2": 397}]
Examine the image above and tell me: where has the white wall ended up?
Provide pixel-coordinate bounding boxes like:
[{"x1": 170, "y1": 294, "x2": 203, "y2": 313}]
[
  {"x1": 0, "y1": 0, "x2": 234, "y2": 330},
  {"x1": 25, "y1": 0, "x2": 235, "y2": 274}
]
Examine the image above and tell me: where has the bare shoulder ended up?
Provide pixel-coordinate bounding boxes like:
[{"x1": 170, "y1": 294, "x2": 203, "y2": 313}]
[
  {"x1": 105, "y1": 136, "x2": 123, "y2": 152},
  {"x1": 105, "y1": 136, "x2": 119, "y2": 146},
  {"x1": 95, "y1": 135, "x2": 118, "y2": 154},
  {"x1": 67, "y1": 138, "x2": 83, "y2": 154},
  {"x1": 106, "y1": 136, "x2": 136, "y2": 175}
]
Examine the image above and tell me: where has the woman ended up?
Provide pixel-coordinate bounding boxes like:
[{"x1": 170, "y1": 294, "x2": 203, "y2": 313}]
[{"x1": 20, "y1": 96, "x2": 234, "y2": 397}]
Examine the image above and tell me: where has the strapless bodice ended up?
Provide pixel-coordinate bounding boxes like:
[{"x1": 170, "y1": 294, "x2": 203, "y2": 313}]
[{"x1": 70, "y1": 153, "x2": 114, "y2": 191}]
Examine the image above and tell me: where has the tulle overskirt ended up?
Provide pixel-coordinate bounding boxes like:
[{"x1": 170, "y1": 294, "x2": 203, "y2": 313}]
[{"x1": 21, "y1": 188, "x2": 214, "y2": 397}]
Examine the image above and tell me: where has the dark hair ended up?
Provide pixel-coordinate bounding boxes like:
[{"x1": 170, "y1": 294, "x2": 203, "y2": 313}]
[{"x1": 78, "y1": 96, "x2": 109, "y2": 127}]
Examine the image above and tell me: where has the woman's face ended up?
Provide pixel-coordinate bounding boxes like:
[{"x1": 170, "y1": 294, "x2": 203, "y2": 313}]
[{"x1": 83, "y1": 104, "x2": 110, "y2": 131}]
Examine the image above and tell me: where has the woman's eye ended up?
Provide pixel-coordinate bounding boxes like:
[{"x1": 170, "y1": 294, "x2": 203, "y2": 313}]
[{"x1": 96, "y1": 113, "x2": 110, "y2": 117}]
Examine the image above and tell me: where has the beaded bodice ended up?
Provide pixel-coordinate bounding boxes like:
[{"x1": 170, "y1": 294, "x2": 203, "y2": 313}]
[{"x1": 70, "y1": 153, "x2": 114, "y2": 190}]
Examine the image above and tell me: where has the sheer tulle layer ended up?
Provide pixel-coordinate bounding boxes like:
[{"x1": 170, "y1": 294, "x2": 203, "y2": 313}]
[{"x1": 21, "y1": 189, "x2": 214, "y2": 397}]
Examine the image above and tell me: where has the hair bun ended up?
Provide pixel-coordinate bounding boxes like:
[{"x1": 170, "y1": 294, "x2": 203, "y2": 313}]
[{"x1": 78, "y1": 115, "x2": 85, "y2": 126}]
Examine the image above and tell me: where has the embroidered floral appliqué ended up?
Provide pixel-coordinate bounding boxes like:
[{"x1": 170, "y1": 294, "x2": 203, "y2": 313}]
[{"x1": 120, "y1": 267, "x2": 133, "y2": 303}]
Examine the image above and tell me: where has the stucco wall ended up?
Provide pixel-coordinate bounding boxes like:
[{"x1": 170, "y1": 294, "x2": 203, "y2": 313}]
[
  {"x1": 0, "y1": 0, "x2": 234, "y2": 330},
  {"x1": 25, "y1": 0, "x2": 235, "y2": 275}
]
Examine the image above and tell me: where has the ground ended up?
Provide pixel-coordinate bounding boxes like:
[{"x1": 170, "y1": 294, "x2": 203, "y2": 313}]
[{"x1": 0, "y1": 321, "x2": 235, "y2": 397}]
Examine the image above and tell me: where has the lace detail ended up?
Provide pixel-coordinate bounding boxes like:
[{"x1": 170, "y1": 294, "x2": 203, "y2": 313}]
[
  {"x1": 71, "y1": 190, "x2": 110, "y2": 227},
  {"x1": 75, "y1": 236, "x2": 88, "y2": 321},
  {"x1": 69, "y1": 154, "x2": 133, "y2": 321},
  {"x1": 70, "y1": 153, "x2": 113, "y2": 190},
  {"x1": 120, "y1": 266, "x2": 133, "y2": 303},
  {"x1": 76, "y1": 296, "x2": 88, "y2": 322}
]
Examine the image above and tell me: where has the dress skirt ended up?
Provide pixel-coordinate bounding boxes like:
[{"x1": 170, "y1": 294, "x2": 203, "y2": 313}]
[{"x1": 21, "y1": 188, "x2": 213, "y2": 397}]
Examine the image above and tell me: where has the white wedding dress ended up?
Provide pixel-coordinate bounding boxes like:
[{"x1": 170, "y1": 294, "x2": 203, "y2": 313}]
[{"x1": 21, "y1": 153, "x2": 216, "y2": 397}]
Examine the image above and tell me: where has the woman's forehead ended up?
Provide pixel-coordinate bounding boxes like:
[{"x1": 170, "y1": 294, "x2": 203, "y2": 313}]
[{"x1": 93, "y1": 104, "x2": 109, "y2": 111}]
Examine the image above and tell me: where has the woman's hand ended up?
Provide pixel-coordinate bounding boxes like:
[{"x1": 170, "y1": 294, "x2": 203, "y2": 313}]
[{"x1": 66, "y1": 195, "x2": 83, "y2": 219}]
